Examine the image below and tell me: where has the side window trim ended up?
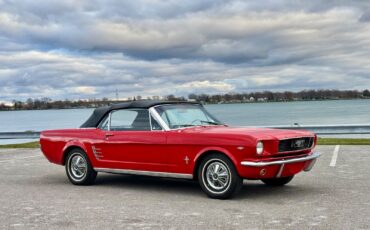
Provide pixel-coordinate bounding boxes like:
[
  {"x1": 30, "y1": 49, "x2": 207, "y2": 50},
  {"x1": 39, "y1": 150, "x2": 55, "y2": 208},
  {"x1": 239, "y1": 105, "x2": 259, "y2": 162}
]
[
  {"x1": 149, "y1": 113, "x2": 165, "y2": 131},
  {"x1": 149, "y1": 107, "x2": 169, "y2": 131},
  {"x1": 108, "y1": 111, "x2": 112, "y2": 131},
  {"x1": 110, "y1": 109, "x2": 144, "y2": 131},
  {"x1": 97, "y1": 113, "x2": 110, "y2": 131},
  {"x1": 148, "y1": 109, "x2": 152, "y2": 131},
  {"x1": 99, "y1": 108, "x2": 165, "y2": 132}
]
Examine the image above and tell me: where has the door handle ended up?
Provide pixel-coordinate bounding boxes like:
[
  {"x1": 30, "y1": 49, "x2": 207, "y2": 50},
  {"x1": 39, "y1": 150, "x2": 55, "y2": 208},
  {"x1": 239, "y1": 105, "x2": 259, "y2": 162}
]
[{"x1": 105, "y1": 133, "x2": 114, "y2": 137}]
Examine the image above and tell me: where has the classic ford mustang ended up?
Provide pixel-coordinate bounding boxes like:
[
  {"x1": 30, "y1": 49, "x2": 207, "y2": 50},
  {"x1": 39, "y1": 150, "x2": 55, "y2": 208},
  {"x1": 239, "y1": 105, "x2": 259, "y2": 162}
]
[{"x1": 40, "y1": 100, "x2": 320, "y2": 199}]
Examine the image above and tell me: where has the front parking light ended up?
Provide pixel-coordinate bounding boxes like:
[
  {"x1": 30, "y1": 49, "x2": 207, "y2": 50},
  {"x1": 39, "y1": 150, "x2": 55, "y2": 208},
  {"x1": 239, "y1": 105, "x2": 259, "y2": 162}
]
[{"x1": 256, "y1": 141, "x2": 264, "y2": 155}]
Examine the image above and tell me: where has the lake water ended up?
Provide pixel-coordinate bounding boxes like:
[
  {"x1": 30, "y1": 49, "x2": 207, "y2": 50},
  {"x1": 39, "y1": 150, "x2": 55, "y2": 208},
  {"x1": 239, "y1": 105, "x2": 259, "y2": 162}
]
[{"x1": 1, "y1": 99, "x2": 370, "y2": 143}]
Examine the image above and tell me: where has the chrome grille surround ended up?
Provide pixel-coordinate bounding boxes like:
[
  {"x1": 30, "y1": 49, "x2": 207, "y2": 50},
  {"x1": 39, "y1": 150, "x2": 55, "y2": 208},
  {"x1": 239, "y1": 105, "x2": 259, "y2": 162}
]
[{"x1": 278, "y1": 137, "x2": 314, "y2": 153}]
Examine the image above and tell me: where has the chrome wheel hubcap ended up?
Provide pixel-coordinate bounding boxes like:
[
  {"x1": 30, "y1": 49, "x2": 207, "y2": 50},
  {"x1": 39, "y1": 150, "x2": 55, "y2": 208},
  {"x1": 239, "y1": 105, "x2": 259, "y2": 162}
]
[
  {"x1": 69, "y1": 154, "x2": 87, "y2": 179},
  {"x1": 205, "y1": 161, "x2": 230, "y2": 191}
]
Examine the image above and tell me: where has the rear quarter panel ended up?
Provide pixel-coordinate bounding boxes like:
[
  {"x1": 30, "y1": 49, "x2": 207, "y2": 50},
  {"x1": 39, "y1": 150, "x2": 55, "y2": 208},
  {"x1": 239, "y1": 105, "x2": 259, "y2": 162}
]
[{"x1": 40, "y1": 128, "x2": 101, "y2": 165}]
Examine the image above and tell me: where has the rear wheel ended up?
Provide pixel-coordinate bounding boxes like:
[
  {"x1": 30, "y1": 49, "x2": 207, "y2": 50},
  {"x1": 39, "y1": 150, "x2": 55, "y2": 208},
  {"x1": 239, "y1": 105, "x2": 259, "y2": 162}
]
[
  {"x1": 261, "y1": 176, "x2": 294, "y2": 186},
  {"x1": 198, "y1": 154, "x2": 243, "y2": 199},
  {"x1": 65, "y1": 149, "x2": 97, "y2": 185}
]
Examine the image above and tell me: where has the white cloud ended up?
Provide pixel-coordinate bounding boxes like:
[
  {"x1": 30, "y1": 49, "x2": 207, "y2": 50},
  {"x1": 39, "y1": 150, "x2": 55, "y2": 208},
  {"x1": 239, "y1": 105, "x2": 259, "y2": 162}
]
[
  {"x1": 0, "y1": 0, "x2": 369, "y2": 102},
  {"x1": 73, "y1": 86, "x2": 97, "y2": 94}
]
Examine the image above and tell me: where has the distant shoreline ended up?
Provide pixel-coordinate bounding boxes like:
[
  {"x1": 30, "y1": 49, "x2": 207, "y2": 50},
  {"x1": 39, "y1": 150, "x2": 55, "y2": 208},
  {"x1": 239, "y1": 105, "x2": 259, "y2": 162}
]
[
  {"x1": 1, "y1": 97, "x2": 369, "y2": 112},
  {"x1": 209, "y1": 97, "x2": 370, "y2": 104},
  {"x1": 3, "y1": 89, "x2": 369, "y2": 111}
]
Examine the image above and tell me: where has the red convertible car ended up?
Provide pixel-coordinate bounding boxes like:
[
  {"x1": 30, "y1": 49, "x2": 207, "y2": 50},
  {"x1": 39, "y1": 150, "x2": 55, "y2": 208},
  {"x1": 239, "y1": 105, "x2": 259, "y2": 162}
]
[{"x1": 40, "y1": 100, "x2": 320, "y2": 199}]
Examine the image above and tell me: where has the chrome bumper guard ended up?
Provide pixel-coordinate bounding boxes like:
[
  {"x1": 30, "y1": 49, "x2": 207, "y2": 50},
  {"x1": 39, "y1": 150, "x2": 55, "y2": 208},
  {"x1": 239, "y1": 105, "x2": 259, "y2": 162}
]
[{"x1": 241, "y1": 152, "x2": 320, "y2": 178}]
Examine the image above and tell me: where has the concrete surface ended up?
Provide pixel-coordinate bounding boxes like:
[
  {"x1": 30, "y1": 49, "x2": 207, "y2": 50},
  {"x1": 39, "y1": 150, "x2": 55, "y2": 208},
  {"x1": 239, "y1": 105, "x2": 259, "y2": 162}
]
[{"x1": 0, "y1": 146, "x2": 369, "y2": 229}]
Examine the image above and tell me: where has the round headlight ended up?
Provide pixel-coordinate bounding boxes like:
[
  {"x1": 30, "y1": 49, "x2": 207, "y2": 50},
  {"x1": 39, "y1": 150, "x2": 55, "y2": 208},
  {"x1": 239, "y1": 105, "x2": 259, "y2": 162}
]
[{"x1": 256, "y1": 141, "x2": 264, "y2": 155}]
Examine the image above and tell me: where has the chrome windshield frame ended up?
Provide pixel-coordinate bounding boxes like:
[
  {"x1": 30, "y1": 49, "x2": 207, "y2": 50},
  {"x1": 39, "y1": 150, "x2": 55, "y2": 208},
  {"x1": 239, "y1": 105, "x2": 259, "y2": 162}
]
[
  {"x1": 149, "y1": 103, "x2": 223, "y2": 131},
  {"x1": 97, "y1": 104, "x2": 223, "y2": 132},
  {"x1": 149, "y1": 107, "x2": 170, "y2": 131}
]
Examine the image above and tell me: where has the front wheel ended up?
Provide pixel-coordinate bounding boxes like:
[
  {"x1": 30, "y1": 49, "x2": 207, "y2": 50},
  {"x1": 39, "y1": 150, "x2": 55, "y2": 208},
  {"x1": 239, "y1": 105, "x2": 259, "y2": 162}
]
[
  {"x1": 65, "y1": 149, "x2": 97, "y2": 185},
  {"x1": 198, "y1": 154, "x2": 243, "y2": 199},
  {"x1": 261, "y1": 176, "x2": 294, "y2": 186}
]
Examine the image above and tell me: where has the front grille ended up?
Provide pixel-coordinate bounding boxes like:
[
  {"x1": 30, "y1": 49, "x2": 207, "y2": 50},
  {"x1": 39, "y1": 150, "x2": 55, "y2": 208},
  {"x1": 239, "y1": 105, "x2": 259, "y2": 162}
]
[{"x1": 278, "y1": 137, "x2": 314, "y2": 153}]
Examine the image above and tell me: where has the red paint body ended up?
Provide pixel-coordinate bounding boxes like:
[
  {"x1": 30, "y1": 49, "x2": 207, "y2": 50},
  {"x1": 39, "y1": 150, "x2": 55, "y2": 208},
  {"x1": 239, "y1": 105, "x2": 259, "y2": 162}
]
[{"x1": 40, "y1": 125, "x2": 317, "y2": 179}]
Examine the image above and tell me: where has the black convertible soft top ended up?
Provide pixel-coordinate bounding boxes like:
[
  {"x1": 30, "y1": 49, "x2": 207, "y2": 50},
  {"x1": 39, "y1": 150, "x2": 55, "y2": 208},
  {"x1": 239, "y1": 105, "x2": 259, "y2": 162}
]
[{"x1": 80, "y1": 100, "x2": 199, "y2": 128}]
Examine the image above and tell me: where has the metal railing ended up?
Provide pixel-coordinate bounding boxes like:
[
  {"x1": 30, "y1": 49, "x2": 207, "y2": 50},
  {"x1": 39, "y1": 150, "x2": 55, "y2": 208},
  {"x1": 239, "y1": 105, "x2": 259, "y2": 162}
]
[
  {"x1": 0, "y1": 131, "x2": 41, "y2": 139},
  {"x1": 263, "y1": 124, "x2": 370, "y2": 135},
  {"x1": 0, "y1": 124, "x2": 370, "y2": 139}
]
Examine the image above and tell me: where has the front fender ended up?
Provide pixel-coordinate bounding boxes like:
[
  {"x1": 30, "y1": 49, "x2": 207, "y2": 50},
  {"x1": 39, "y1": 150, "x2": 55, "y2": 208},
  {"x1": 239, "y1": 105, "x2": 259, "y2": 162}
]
[{"x1": 193, "y1": 146, "x2": 239, "y2": 171}]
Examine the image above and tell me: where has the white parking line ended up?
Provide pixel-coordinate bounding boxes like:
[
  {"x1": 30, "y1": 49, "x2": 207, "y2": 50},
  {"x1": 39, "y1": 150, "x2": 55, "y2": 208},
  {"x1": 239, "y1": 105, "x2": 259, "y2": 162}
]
[
  {"x1": 329, "y1": 145, "x2": 340, "y2": 167},
  {"x1": 0, "y1": 155, "x2": 41, "y2": 163}
]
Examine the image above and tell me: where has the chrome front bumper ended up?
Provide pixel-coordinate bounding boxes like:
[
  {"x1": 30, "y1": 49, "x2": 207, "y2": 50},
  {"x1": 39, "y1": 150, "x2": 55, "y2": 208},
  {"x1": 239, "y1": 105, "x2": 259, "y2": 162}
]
[
  {"x1": 241, "y1": 152, "x2": 320, "y2": 167},
  {"x1": 240, "y1": 152, "x2": 320, "y2": 178}
]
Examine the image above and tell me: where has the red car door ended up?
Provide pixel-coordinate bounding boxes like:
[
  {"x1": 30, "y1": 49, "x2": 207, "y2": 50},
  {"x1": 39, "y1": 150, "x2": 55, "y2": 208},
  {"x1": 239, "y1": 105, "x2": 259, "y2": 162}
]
[
  {"x1": 101, "y1": 130, "x2": 168, "y2": 172},
  {"x1": 93, "y1": 109, "x2": 169, "y2": 172}
]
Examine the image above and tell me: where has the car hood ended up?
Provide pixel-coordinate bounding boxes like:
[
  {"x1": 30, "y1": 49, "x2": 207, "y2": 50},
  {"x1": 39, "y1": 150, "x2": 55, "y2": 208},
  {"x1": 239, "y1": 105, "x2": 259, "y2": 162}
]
[{"x1": 176, "y1": 126, "x2": 314, "y2": 140}]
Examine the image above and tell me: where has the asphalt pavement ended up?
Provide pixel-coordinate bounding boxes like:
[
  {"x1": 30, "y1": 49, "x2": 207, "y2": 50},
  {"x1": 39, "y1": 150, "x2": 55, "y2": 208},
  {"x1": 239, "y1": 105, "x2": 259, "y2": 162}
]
[{"x1": 0, "y1": 146, "x2": 369, "y2": 229}]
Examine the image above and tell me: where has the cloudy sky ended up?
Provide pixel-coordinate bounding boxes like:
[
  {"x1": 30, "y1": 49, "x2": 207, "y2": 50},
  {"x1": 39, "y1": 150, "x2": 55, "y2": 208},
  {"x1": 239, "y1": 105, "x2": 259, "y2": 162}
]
[{"x1": 0, "y1": 0, "x2": 370, "y2": 102}]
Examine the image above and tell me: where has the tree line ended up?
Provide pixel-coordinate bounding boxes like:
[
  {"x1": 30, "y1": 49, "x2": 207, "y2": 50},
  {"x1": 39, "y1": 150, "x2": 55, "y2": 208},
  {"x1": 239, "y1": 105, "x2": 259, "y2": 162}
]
[
  {"x1": 186, "y1": 89, "x2": 370, "y2": 104},
  {"x1": 1, "y1": 97, "x2": 114, "y2": 111},
  {"x1": 1, "y1": 89, "x2": 369, "y2": 111}
]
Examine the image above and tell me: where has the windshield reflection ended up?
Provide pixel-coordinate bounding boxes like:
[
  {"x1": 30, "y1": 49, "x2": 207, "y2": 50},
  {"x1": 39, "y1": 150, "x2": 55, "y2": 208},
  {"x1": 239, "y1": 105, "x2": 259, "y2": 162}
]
[{"x1": 154, "y1": 104, "x2": 223, "y2": 129}]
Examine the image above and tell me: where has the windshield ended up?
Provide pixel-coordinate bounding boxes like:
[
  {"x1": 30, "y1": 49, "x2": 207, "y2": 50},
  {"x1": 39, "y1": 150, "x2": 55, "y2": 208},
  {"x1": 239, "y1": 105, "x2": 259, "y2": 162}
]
[{"x1": 154, "y1": 104, "x2": 223, "y2": 129}]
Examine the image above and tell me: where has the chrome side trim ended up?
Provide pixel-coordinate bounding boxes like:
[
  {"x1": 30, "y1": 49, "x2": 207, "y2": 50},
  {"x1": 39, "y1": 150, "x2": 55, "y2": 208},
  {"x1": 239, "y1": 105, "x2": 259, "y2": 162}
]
[
  {"x1": 95, "y1": 168, "x2": 193, "y2": 179},
  {"x1": 91, "y1": 146, "x2": 102, "y2": 159},
  {"x1": 241, "y1": 152, "x2": 320, "y2": 167}
]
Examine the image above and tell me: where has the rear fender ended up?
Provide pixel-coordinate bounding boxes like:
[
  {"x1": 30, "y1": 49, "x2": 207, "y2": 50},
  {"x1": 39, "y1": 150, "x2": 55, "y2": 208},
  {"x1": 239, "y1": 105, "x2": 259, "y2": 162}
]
[{"x1": 62, "y1": 140, "x2": 89, "y2": 165}]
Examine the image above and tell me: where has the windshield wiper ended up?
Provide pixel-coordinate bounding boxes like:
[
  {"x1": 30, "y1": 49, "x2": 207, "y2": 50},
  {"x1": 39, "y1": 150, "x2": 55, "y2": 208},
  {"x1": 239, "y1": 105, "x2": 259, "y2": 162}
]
[
  {"x1": 172, "y1": 124, "x2": 196, "y2": 128},
  {"x1": 181, "y1": 124, "x2": 196, "y2": 127},
  {"x1": 172, "y1": 121, "x2": 222, "y2": 129},
  {"x1": 200, "y1": 120, "x2": 222, "y2": 125}
]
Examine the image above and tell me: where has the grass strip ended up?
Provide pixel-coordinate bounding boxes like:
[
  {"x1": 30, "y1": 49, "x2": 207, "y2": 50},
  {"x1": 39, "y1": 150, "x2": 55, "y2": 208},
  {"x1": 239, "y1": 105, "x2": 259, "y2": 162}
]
[
  {"x1": 317, "y1": 138, "x2": 370, "y2": 145},
  {"x1": 0, "y1": 141, "x2": 40, "y2": 148}
]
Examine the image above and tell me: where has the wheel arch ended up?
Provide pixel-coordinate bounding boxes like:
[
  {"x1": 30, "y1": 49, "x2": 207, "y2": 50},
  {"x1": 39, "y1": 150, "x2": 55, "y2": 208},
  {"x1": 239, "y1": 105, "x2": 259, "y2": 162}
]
[
  {"x1": 192, "y1": 147, "x2": 239, "y2": 180},
  {"x1": 62, "y1": 141, "x2": 88, "y2": 165}
]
